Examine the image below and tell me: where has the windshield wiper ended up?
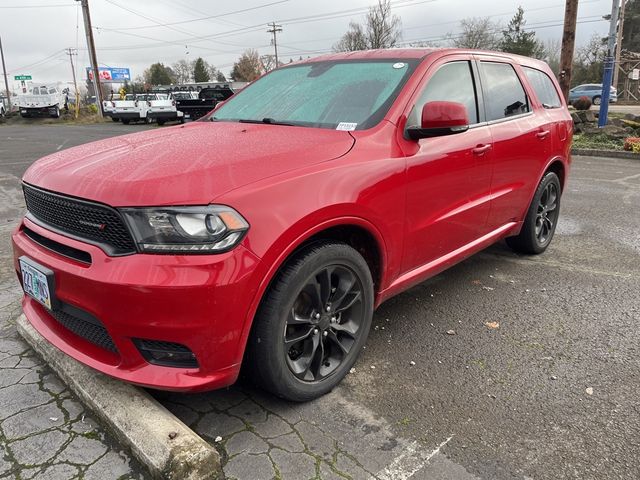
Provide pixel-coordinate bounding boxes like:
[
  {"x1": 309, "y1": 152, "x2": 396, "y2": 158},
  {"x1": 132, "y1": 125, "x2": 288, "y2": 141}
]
[{"x1": 237, "y1": 118, "x2": 296, "y2": 126}]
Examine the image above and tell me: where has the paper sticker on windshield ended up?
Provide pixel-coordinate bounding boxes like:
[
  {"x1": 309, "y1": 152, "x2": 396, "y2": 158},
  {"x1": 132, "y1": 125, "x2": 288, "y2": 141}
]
[
  {"x1": 393, "y1": 62, "x2": 406, "y2": 69},
  {"x1": 336, "y1": 122, "x2": 357, "y2": 131}
]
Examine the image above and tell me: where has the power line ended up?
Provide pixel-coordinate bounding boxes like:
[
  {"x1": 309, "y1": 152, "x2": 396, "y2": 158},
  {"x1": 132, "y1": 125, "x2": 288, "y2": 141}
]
[
  {"x1": 98, "y1": 0, "x2": 289, "y2": 31},
  {"x1": 0, "y1": 3, "x2": 75, "y2": 8}
]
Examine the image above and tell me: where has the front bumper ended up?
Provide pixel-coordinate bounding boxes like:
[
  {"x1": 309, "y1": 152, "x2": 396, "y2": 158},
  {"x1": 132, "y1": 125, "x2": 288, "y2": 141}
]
[
  {"x1": 12, "y1": 218, "x2": 261, "y2": 392},
  {"x1": 112, "y1": 111, "x2": 141, "y2": 120},
  {"x1": 147, "y1": 110, "x2": 182, "y2": 120}
]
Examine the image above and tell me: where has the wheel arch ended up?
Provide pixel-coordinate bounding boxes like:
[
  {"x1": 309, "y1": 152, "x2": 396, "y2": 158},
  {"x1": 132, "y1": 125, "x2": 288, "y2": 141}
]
[{"x1": 235, "y1": 216, "x2": 388, "y2": 366}]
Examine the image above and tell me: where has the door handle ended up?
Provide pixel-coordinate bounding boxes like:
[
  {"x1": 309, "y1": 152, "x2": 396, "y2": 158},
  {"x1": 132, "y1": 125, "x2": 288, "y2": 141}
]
[
  {"x1": 536, "y1": 130, "x2": 550, "y2": 139},
  {"x1": 472, "y1": 144, "x2": 492, "y2": 156}
]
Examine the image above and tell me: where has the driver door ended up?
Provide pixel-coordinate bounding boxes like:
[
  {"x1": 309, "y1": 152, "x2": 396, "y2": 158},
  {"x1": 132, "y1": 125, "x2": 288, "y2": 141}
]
[{"x1": 401, "y1": 56, "x2": 494, "y2": 273}]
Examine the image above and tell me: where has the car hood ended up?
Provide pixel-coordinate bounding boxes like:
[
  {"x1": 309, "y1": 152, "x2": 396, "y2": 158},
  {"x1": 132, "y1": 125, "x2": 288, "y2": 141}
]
[{"x1": 23, "y1": 122, "x2": 355, "y2": 206}]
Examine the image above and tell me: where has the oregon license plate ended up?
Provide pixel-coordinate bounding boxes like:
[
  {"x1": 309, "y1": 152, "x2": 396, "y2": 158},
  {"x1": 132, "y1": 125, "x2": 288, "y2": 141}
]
[{"x1": 19, "y1": 257, "x2": 56, "y2": 310}]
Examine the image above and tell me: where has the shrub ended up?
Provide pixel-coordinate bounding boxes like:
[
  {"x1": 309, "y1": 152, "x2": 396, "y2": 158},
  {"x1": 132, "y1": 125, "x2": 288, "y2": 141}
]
[
  {"x1": 573, "y1": 96, "x2": 592, "y2": 111},
  {"x1": 87, "y1": 104, "x2": 98, "y2": 114},
  {"x1": 624, "y1": 137, "x2": 640, "y2": 153}
]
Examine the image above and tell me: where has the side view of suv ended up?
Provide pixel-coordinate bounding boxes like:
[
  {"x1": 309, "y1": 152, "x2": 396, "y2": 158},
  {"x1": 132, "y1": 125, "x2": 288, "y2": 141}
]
[{"x1": 13, "y1": 49, "x2": 572, "y2": 401}]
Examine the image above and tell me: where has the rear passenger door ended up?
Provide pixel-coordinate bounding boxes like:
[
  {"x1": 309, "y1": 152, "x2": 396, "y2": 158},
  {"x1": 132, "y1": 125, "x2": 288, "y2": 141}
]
[{"x1": 477, "y1": 59, "x2": 549, "y2": 231}]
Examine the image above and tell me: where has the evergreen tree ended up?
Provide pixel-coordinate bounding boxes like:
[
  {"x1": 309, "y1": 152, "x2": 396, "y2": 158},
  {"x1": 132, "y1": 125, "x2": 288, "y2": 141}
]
[
  {"x1": 193, "y1": 58, "x2": 210, "y2": 83},
  {"x1": 499, "y1": 7, "x2": 545, "y2": 59}
]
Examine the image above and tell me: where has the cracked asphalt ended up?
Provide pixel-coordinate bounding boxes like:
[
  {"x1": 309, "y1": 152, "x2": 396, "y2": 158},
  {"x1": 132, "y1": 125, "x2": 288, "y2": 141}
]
[{"x1": 1, "y1": 123, "x2": 639, "y2": 480}]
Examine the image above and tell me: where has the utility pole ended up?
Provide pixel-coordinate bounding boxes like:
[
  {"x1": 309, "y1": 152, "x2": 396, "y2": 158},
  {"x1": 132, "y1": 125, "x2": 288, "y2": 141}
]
[
  {"x1": 65, "y1": 48, "x2": 80, "y2": 119},
  {"x1": 267, "y1": 22, "x2": 282, "y2": 69},
  {"x1": 612, "y1": 0, "x2": 626, "y2": 91},
  {"x1": 598, "y1": 0, "x2": 620, "y2": 128},
  {"x1": 77, "y1": 0, "x2": 103, "y2": 117},
  {"x1": 558, "y1": 0, "x2": 579, "y2": 103},
  {"x1": 0, "y1": 35, "x2": 12, "y2": 113}
]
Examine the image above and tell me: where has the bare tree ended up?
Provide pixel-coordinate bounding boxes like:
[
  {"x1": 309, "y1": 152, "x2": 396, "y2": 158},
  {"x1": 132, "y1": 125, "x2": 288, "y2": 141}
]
[
  {"x1": 448, "y1": 17, "x2": 502, "y2": 50},
  {"x1": 333, "y1": 22, "x2": 368, "y2": 52},
  {"x1": 333, "y1": 0, "x2": 401, "y2": 52},
  {"x1": 231, "y1": 49, "x2": 263, "y2": 82},
  {"x1": 260, "y1": 54, "x2": 281, "y2": 72},
  {"x1": 544, "y1": 38, "x2": 561, "y2": 74},
  {"x1": 172, "y1": 60, "x2": 192, "y2": 84}
]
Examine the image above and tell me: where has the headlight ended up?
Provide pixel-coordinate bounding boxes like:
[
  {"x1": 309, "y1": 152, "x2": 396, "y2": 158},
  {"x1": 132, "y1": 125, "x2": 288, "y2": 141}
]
[{"x1": 120, "y1": 205, "x2": 249, "y2": 254}]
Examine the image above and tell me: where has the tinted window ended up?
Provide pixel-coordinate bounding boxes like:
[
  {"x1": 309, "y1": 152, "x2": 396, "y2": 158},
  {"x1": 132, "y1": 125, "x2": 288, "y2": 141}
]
[
  {"x1": 523, "y1": 67, "x2": 562, "y2": 108},
  {"x1": 408, "y1": 61, "x2": 478, "y2": 126},
  {"x1": 214, "y1": 60, "x2": 416, "y2": 130},
  {"x1": 480, "y1": 62, "x2": 530, "y2": 121}
]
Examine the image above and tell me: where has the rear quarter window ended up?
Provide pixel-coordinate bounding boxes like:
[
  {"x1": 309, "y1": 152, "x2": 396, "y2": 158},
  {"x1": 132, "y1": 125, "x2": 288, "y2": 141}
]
[
  {"x1": 523, "y1": 67, "x2": 562, "y2": 108},
  {"x1": 479, "y1": 62, "x2": 530, "y2": 121}
]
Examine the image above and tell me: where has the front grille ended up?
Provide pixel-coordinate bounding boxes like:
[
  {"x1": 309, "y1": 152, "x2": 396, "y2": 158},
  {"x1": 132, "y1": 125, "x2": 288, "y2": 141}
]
[
  {"x1": 23, "y1": 183, "x2": 136, "y2": 255},
  {"x1": 50, "y1": 305, "x2": 118, "y2": 353},
  {"x1": 23, "y1": 227, "x2": 92, "y2": 264}
]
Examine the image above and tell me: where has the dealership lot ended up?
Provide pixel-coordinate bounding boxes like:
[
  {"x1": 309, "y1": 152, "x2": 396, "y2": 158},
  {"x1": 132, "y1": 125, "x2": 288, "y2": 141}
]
[{"x1": 1, "y1": 123, "x2": 639, "y2": 479}]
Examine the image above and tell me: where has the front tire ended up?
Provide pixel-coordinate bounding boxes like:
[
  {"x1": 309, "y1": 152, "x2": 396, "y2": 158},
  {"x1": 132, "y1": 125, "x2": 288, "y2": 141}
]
[
  {"x1": 246, "y1": 242, "x2": 374, "y2": 402},
  {"x1": 121, "y1": 119, "x2": 130, "y2": 125},
  {"x1": 506, "y1": 172, "x2": 561, "y2": 254},
  {"x1": 592, "y1": 96, "x2": 601, "y2": 105}
]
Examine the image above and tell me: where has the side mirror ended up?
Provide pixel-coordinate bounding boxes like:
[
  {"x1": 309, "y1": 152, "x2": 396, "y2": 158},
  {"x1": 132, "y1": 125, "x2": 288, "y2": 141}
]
[{"x1": 406, "y1": 101, "x2": 470, "y2": 140}]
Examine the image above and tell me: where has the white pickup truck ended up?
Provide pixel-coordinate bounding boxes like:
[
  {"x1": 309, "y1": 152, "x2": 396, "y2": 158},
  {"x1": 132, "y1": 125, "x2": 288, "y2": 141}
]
[
  {"x1": 112, "y1": 94, "x2": 156, "y2": 124},
  {"x1": 16, "y1": 85, "x2": 66, "y2": 118},
  {"x1": 147, "y1": 93, "x2": 184, "y2": 126}
]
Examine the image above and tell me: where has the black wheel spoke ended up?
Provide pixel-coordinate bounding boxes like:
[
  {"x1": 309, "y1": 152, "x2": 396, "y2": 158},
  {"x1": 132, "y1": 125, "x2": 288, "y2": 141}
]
[
  {"x1": 284, "y1": 263, "x2": 366, "y2": 383},
  {"x1": 327, "y1": 330, "x2": 350, "y2": 355},
  {"x1": 284, "y1": 327, "x2": 314, "y2": 345},
  {"x1": 334, "y1": 291, "x2": 362, "y2": 313}
]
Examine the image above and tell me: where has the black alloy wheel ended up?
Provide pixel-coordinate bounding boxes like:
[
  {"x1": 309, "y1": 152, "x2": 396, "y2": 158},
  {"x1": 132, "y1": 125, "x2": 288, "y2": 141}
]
[
  {"x1": 535, "y1": 181, "x2": 558, "y2": 245},
  {"x1": 506, "y1": 171, "x2": 561, "y2": 254},
  {"x1": 246, "y1": 242, "x2": 373, "y2": 401},
  {"x1": 284, "y1": 265, "x2": 364, "y2": 382}
]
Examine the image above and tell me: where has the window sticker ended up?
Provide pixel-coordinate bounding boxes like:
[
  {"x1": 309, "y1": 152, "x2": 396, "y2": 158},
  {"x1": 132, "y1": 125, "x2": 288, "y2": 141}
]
[
  {"x1": 336, "y1": 122, "x2": 358, "y2": 131},
  {"x1": 393, "y1": 62, "x2": 406, "y2": 69}
]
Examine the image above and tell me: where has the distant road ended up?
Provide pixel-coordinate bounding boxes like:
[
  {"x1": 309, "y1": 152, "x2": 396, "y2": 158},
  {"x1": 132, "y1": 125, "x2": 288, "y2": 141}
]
[{"x1": 609, "y1": 104, "x2": 640, "y2": 114}]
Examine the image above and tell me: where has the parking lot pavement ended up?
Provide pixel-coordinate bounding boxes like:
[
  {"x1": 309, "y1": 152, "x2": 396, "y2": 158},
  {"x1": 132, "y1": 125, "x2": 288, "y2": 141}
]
[
  {"x1": 0, "y1": 125, "x2": 151, "y2": 479},
  {"x1": 1, "y1": 124, "x2": 639, "y2": 479}
]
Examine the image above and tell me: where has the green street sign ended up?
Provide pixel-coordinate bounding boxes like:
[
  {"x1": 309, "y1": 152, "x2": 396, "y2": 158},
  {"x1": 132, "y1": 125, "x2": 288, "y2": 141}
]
[{"x1": 14, "y1": 75, "x2": 32, "y2": 81}]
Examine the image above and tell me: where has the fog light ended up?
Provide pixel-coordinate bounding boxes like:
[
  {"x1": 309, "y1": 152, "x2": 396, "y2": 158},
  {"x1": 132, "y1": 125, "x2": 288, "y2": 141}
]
[{"x1": 133, "y1": 339, "x2": 198, "y2": 368}]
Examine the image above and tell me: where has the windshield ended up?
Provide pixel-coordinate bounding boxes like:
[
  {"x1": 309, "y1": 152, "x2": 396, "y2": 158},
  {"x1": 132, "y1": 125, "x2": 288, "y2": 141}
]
[{"x1": 213, "y1": 59, "x2": 416, "y2": 130}]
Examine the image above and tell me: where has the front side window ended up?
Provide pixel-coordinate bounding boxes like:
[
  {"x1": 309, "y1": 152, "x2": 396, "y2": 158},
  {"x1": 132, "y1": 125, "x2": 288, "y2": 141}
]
[
  {"x1": 523, "y1": 67, "x2": 562, "y2": 108},
  {"x1": 213, "y1": 60, "x2": 417, "y2": 130},
  {"x1": 407, "y1": 61, "x2": 479, "y2": 127},
  {"x1": 479, "y1": 62, "x2": 530, "y2": 121}
]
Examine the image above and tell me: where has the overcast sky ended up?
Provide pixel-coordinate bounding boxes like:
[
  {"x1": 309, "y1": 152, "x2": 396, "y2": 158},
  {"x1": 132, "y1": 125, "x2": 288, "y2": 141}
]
[{"x1": 1, "y1": 0, "x2": 612, "y2": 89}]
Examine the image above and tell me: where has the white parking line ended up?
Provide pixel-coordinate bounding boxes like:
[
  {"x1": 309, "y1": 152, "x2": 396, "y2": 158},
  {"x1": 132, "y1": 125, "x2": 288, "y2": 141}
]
[{"x1": 376, "y1": 435, "x2": 454, "y2": 480}]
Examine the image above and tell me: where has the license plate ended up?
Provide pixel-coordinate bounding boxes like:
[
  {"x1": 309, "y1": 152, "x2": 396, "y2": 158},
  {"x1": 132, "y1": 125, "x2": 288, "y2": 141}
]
[
  {"x1": 185, "y1": 114, "x2": 190, "y2": 119},
  {"x1": 19, "y1": 257, "x2": 56, "y2": 310}
]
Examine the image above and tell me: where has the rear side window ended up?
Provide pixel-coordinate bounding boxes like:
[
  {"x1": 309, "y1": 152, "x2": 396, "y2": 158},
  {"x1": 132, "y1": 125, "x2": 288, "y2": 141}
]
[
  {"x1": 479, "y1": 62, "x2": 530, "y2": 121},
  {"x1": 408, "y1": 61, "x2": 479, "y2": 126},
  {"x1": 523, "y1": 67, "x2": 562, "y2": 108}
]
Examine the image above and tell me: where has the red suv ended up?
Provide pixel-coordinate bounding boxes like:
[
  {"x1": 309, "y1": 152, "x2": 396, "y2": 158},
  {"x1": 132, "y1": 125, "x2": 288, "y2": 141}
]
[{"x1": 13, "y1": 49, "x2": 571, "y2": 401}]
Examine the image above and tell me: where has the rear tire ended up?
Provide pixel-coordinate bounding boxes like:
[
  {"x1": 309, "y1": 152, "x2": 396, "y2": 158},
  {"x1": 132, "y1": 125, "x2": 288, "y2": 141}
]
[
  {"x1": 506, "y1": 172, "x2": 561, "y2": 255},
  {"x1": 122, "y1": 119, "x2": 130, "y2": 125},
  {"x1": 246, "y1": 242, "x2": 374, "y2": 402},
  {"x1": 111, "y1": 117, "x2": 119, "y2": 122},
  {"x1": 157, "y1": 120, "x2": 165, "y2": 126}
]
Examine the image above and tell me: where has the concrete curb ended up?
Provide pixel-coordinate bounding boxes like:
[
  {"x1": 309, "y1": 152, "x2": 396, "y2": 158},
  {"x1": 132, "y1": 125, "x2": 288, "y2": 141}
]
[
  {"x1": 571, "y1": 148, "x2": 640, "y2": 160},
  {"x1": 16, "y1": 314, "x2": 221, "y2": 480}
]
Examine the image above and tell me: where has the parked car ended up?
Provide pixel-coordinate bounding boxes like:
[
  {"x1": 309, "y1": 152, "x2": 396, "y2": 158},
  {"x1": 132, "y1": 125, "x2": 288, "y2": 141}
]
[
  {"x1": 12, "y1": 49, "x2": 572, "y2": 401},
  {"x1": 112, "y1": 94, "x2": 155, "y2": 124},
  {"x1": 147, "y1": 93, "x2": 184, "y2": 125},
  {"x1": 175, "y1": 85, "x2": 234, "y2": 120},
  {"x1": 15, "y1": 85, "x2": 66, "y2": 118},
  {"x1": 568, "y1": 83, "x2": 618, "y2": 105}
]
